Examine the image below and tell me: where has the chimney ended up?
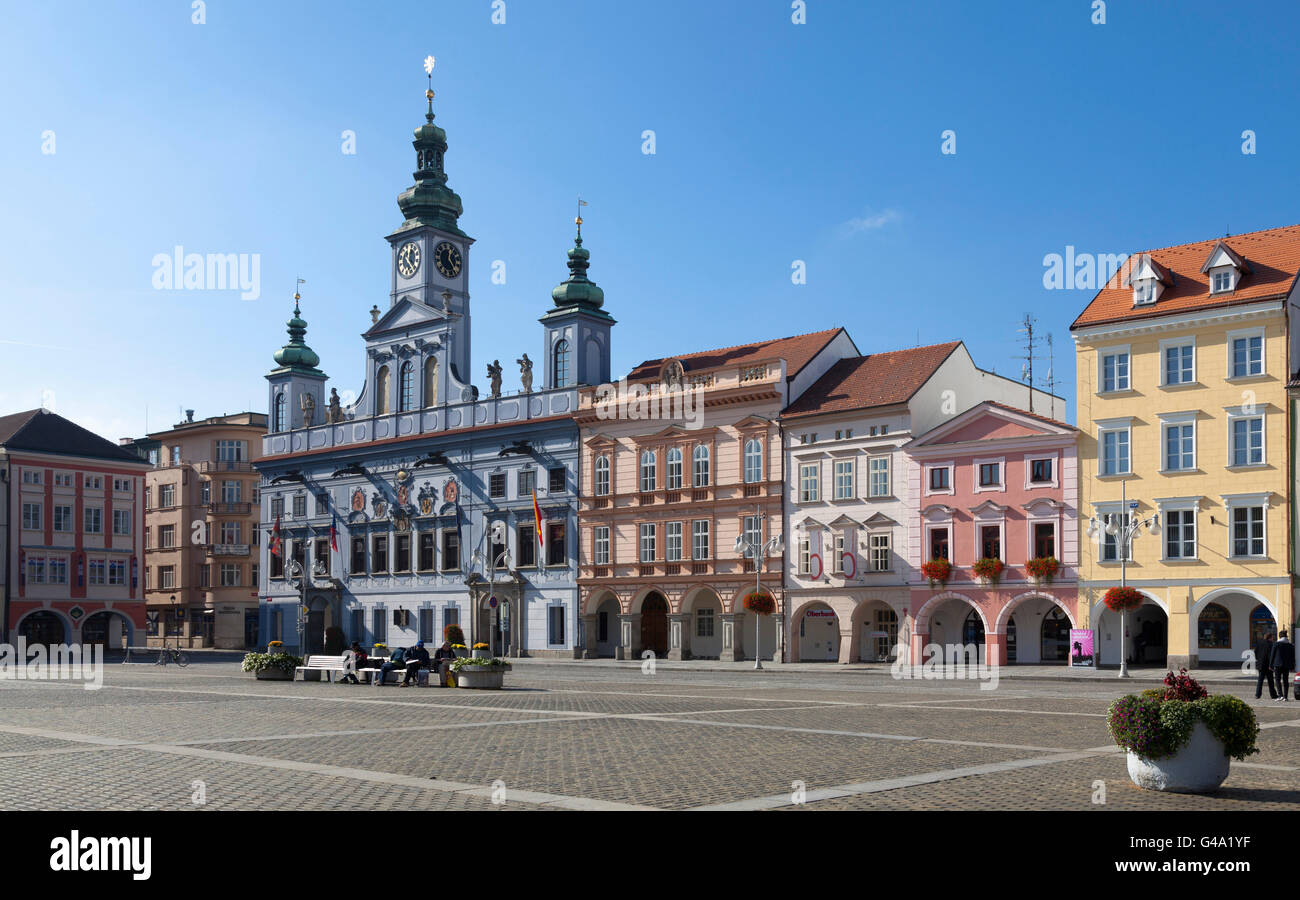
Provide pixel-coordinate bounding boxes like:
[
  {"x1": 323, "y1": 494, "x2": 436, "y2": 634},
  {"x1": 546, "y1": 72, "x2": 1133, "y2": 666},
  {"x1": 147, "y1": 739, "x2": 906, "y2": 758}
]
[{"x1": 185, "y1": 409, "x2": 195, "y2": 423}]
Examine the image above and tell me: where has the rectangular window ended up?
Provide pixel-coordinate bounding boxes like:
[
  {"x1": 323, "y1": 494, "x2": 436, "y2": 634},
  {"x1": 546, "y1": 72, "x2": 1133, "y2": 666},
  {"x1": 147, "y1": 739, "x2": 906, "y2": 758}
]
[
  {"x1": 53, "y1": 473, "x2": 70, "y2": 487},
  {"x1": 48, "y1": 558, "x2": 68, "y2": 585},
  {"x1": 798, "y1": 536, "x2": 810, "y2": 574},
  {"x1": 221, "y1": 521, "x2": 243, "y2": 545},
  {"x1": 159, "y1": 484, "x2": 175, "y2": 508},
  {"x1": 1212, "y1": 270, "x2": 1233, "y2": 293},
  {"x1": 639, "y1": 524, "x2": 657, "y2": 563},
  {"x1": 833, "y1": 460, "x2": 854, "y2": 500},
  {"x1": 665, "y1": 521, "x2": 683, "y2": 561},
  {"x1": 488, "y1": 473, "x2": 506, "y2": 499},
  {"x1": 372, "y1": 535, "x2": 389, "y2": 573},
  {"x1": 548, "y1": 606, "x2": 565, "y2": 646},
  {"x1": 270, "y1": 496, "x2": 284, "y2": 518},
  {"x1": 350, "y1": 536, "x2": 366, "y2": 574},
  {"x1": 928, "y1": 466, "x2": 950, "y2": 491},
  {"x1": 691, "y1": 520, "x2": 710, "y2": 561},
  {"x1": 216, "y1": 440, "x2": 246, "y2": 462},
  {"x1": 1231, "y1": 335, "x2": 1263, "y2": 377},
  {"x1": 85, "y1": 475, "x2": 103, "y2": 490},
  {"x1": 1101, "y1": 351, "x2": 1130, "y2": 392},
  {"x1": 1231, "y1": 416, "x2": 1264, "y2": 466},
  {"x1": 517, "y1": 524, "x2": 537, "y2": 568},
  {"x1": 84, "y1": 508, "x2": 103, "y2": 534},
  {"x1": 546, "y1": 522, "x2": 566, "y2": 566},
  {"x1": 201, "y1": 481, "x2": 211, "y2": 505},
  {"x1": 113, "y1": 478, "x2": 132, "y2": 492},
  {"x1": 869, "y1": 533, "x2": 890, "y2": 571},
  {"x1": 144, "y1": 487, "x2": 151, "y2": 510},
  {"x1": 441, "y1": 530, "x2": 460, "y2": 571},
  {"x1": 418, "y1": 532, "x2": 434, "y2": 571},
  {"x1": 372, "y1": 609, "x2": 387, "y2": 645},
  {"x1": 1231, "y1": 506, "x2": 1265, "y2": 558},
  {"x1": 743, "y1": 516, "x2": 761, "y2": 549},
  {"x1": 159, "y1": 566, "x2": 175, "y2": 589},
  {"x1": 159, "y1": 524, "x2": 175, "y2": 548},
  {"x1": 88, "y1": 560, "x2": 106, "y2": 585},
  {"x1": 1100, "y1": 513, "x2": 1132, "y2": 562},
  {"x1": 112, "y1": 509, "x2": 132, "y2": 536},
  {"x1": 930, "y1": 528, "x2": 949, "y2": 561},
  {"x1": 1163, "y1": 343, "x2": 1194, "y2": 385},
  {"x1": 26, "y1": 558, "x2": 45, "y2": 584},
  {"x1": 292, "y1": 494, "x2": 306, "y2": 518},
  {"x1": 799, "y1": 463, "x2": 819, "y2": 502},
  {"x1": 696, "y1": 608, "x2": 715, "y2": 638},
  {"x1": 22, "y1": 503, "x2": 41, "y2": 531},
  {"x1": 22, "y1": 470, "x2": 42, "y2": 485},
  {"x1": 1165, "y1": 509, "x2": 1196, "y2": 559},
  {"x1": 1164, "y1": 423, "x2": 1195, "y2": 471},
  {"x1": 108, "y1": 561, "x2": 126, "y2": 585},
  {"x1": 222, "y1": 481, "x2": 242, "y2": 503},
  {"x1": 978, "y1": 462, "x2": 1001, "y2": 487},
  {"x1": 980, "y1": 525, "x2": 1001, "y2": 560},
  {"x1": 831, "y1": 534, "x2": 845, "y2": 573},
  {"x1": 220, "y1": 563, "x2": 240, "y2": 587},
  {"x1": 868, "y1": 457, "x2": 889, "y2": 497},
  {"x1": 394, "y1": 534, "x2": 410, "y2": 572},
  {"x1": 199, "y1": 564, "x2": 210, "y2": 588},
  {"x1": 1100, "y1": 428, "x2": 1130, "y2": 475},
  {"x1": 1030, "y1": 458, "x2": 1053, "y2": 483},
  {"x1": 548, "y1": 467, "x2": 566, "y2": 494},
  {"x1": 593, "y1": 526, "x2": 610, "y2": 565},
  {"x1": 442, "y1": 606, "x2": 459, "y2": 633},
  {"x1": 1034, "y1": 522, "x2": 1055, "y2": 558},
  {"x1": 640, "y1": 453, "x2": 657, "y2": 492},
  {"x1": 517, "y1": 469, "x2": 536, "y2": 497}
]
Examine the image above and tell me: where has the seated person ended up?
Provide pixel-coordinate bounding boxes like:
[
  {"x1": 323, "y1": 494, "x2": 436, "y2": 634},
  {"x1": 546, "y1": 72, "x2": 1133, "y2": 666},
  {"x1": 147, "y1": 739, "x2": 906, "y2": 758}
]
[
  {"x1": 402, "y1": 641, "x2": 432, "y2": 686},
  {"x1": 339, "y1": 641, "x2": 367, "y2": 684},
  {"x1": 376, "y1": 646, "x2": 406, "y2": 686}
]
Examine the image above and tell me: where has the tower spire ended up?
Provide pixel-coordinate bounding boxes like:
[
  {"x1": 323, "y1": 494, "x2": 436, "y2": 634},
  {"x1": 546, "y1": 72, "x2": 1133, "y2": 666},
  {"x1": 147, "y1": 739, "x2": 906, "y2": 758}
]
[
  {"x1": 273, "y1": 282, "x2": 322, "y2": 373},
  {"x1": 395, "y1": 54, "x2": 465, "y2": 236}
]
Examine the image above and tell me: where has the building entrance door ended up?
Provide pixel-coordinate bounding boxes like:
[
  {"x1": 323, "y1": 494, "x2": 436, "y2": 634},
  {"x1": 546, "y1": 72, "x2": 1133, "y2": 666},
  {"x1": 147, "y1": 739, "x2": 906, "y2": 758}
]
[{"x1": 640, "y1": 594, "x2": 668, "y2": 658}]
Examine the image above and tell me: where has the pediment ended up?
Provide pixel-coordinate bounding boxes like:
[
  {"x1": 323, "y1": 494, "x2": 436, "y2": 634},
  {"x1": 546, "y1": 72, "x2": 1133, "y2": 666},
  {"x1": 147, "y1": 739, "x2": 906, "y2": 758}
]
[
  {"x1": 863, "y1": 512, "x2": 898, "y2": 528},
  {"x1": 364, "y1": 296, "x2": 448, "y2": 339},
  {"x1": 827, "y1": 514, "x2": 860, "y2": 528}
]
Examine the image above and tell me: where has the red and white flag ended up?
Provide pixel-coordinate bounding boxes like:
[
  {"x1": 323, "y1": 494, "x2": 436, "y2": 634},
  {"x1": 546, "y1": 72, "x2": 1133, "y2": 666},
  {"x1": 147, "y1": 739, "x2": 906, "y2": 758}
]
[
  {"x1": 808, "y1": 527, "x2": 823, "y2": 580},
  {"x1": 329, "y1": 518, "x2": 338, "y2": 553},
  {"x1": 270, "y1": 516, "x2": 283, "y2": 558}
]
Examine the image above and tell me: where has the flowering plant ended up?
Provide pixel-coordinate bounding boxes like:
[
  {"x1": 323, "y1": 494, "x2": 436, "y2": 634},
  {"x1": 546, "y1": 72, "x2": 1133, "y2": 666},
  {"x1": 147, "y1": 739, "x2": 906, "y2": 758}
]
[
  {"x1": 972, "y1": 557, "x2": 1004, "y2": 581},
  {"x1": 473, "y1": 642, "x2": 490, "y2": 650},
  {"x1": 241, "y1": 651, "x2": 303, "y2": 674},
  {"x1": 1107, "y1": 671, "x2": 1258, "y2": 762},
  {"x1": 1103, "y1": 585, "x2": 1144, "y2": 612},
  {"x1": 742, "y1": 592, "x2": 776, "y2": 615},
  {"x1": 444, "y1": 624, "x2": 466, "y2": 645},
  {"x1": 1026, "y1": 556, "x2": 1059, "y2": 581},
  {"x1": 920, "y1": 558, "x2": 951, "y2": 586}
]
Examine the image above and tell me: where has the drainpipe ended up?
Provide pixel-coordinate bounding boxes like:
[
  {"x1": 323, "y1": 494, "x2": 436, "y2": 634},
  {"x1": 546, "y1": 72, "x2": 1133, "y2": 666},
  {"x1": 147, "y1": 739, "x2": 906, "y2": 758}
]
[
  {"x1": 777, "y1": 420, "x2": 788, "y2": 663},
  {"x1": 1, "y1": 457, "x2": 9, "y2": 644}
]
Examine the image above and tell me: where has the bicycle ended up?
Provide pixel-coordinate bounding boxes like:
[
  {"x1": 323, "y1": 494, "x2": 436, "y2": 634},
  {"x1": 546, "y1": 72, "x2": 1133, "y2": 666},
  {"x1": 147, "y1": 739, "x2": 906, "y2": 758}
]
[{"x1": 155, "y1": 646, "x2": 190, "y2": 667}]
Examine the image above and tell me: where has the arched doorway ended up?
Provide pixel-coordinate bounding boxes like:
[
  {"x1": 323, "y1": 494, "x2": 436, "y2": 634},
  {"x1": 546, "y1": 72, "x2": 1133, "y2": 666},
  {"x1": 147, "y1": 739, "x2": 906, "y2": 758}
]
[
  {"x1": 919, "y1": 594, "x2": 987, "y2": 665},
  {"x1": 1041, "y1": 607, "x2": 1070, "y2": 662},
  {"x1": 19, "y1": 611, "x2": 66, "y2": 647},
  {"x1": 684, "y1": 589, "x2": 722, "y2": 659},
  {"x1": 960, "y1": 610, "x2": 985, "y2": 665},
  {"x1": 81, "y1": 611, "x2": 131, "y2": 649},
  {"x1": 856, "y1": 603, "x2": 898, "y2": 662},
  {"x1": 640, "y1": 593, "x2": 668, "y2": 658},
  {"x1": 1251, "y1": 604, "x2": 1277, "y2": 645},
  {"x1": 1096, "y1": 598, "x2": 1167, "y2": 668},
  {"x1": 798, "y1": 603, "x2": 839, "y2": 661}
]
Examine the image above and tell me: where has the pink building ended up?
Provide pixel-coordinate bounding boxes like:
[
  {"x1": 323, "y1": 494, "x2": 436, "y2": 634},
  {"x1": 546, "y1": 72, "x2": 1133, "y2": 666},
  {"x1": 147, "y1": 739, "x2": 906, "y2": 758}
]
[{"x1": 905, "y1": 402, "x2": 1079, "y2": 665}]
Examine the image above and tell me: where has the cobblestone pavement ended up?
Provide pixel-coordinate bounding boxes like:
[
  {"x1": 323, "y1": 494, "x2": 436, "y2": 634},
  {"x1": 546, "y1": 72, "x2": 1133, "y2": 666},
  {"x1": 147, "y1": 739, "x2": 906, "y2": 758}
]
[{"x1": 0, "y1": 661, "x2": 1295, "y2": 811}]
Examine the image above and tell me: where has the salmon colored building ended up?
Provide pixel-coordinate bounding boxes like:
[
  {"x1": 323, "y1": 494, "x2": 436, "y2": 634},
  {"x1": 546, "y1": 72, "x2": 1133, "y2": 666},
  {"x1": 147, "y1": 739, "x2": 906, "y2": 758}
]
[
  {"x1": 575, "y1": 328, "x2": 858, "y2": 661},
  {"x1": 905, "y1": 401, "x2": 1079, "y2": 666},
  {"x1": 0, "y1": 409, "x2": 151, "y2": 647}
]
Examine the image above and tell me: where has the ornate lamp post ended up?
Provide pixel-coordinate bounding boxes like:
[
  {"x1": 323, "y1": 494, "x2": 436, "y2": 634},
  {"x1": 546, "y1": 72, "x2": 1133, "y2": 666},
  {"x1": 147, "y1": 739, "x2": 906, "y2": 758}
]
[
  {"x1": 1086, "y1": 480, "x2": 1159, "y2": 678},
  {"x1": 733, "y1": 507, "x2": 784, "y2": 670},
  {"x1": 286, "y1": 559, "x2": 306, "y2": 655}
]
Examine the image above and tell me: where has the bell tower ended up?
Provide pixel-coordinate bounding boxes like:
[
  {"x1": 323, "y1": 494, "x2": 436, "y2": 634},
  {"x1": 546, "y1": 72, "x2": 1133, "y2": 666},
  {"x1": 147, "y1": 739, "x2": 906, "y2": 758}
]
[
  {"x1": 539, "y1": 212, "x2": 615, "y2": 388},
  {"x1": 266, "y1": 288, "x2": 327, "y2": 433}
]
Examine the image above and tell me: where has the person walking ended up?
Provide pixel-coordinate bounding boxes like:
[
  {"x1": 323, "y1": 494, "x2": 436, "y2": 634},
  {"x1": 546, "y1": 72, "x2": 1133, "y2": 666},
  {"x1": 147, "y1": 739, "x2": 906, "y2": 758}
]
[
  {"x1": 1253, "y1": 630, "x2": 1277, "y2": 701},
  {"x1": 1270, "y1": 629, "x2": 1295, "y2": 702}
]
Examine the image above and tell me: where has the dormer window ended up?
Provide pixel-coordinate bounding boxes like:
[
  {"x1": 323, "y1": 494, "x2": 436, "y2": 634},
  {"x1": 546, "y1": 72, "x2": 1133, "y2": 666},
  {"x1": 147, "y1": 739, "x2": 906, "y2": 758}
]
[
  {"x1": 1127, "y1": 253, "x2": 1169, "y2": 307},
  {"x1": 1133, "y1": 279, "x2": 1157, "y2": 305},
  {"x1": 1211, "y1": 269, "x2": 1235, "y2": 294},
  {"x1": 1201, "y1": 241, "x2": 1247, "y2": 296}
]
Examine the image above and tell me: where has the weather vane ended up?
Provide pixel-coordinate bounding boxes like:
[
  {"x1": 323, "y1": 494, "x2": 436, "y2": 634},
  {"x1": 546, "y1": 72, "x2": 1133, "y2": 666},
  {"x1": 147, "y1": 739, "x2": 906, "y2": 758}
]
[
  {"x1": 576, "y1": 196, "x2": 588, "y2": 236},
  {"x1": 294, "y1": 276, "x2": 305, "y2": 303}
]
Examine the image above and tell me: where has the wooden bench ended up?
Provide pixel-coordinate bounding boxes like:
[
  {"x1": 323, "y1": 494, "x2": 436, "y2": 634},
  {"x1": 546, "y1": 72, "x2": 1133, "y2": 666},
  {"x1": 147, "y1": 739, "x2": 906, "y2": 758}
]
[
  {"x1": 295, "y1": 654, "x2": 350, "y2": 682},
  {"x1": 359, "y1": 661, "x2": 448, "y2": 686}
]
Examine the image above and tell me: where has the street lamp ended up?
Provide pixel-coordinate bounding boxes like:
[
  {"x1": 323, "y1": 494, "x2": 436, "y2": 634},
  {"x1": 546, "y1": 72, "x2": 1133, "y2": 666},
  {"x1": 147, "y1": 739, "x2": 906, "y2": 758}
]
[
  {"x1": 169, "y1": 594, "x2": 177, "y2": 650},
  {"x1": 471, "y1": 527, "x2": 513, "y2": 657},
  {"x1": 286, "y1": 559, "x2": 306, "y2": 655},
  {"x1": 734, "y1": 507, "x2": 784, "y2": 670},
  {"x1": 1086, "y1": 479, "x2": 1159, "y2": 678}
]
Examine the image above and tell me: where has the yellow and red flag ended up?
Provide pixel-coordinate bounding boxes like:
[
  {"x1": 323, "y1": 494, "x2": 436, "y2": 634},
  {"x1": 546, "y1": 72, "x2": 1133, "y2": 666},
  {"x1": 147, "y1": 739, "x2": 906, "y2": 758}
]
[{"x1": 532, "y1": 490, "x2": 545, "y2": 550}]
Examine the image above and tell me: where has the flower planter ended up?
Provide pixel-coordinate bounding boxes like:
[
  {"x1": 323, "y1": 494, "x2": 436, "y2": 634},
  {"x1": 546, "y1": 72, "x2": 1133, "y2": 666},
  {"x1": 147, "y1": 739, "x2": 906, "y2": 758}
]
[
  {"x1": 453, "y1": 664, "x2": 511, "y2": 690},
  {"x1": 255, "y1": 668, "x2": 294, "y2": 681},
  {"x1": 1126, "y1": 721, "x2": 1230, "y2": 793}
]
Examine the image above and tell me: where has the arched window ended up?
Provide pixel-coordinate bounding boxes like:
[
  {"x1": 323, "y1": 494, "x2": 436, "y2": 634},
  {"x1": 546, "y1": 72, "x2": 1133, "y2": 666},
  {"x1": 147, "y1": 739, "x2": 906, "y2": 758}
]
[
  {"x1": 743, "y1": 438, "x2": 763, "y2": 483},
  {"x1": 399, "y1": 361, "x2": 414, "y2": 412},
  {"x1": 273, "y1": 392, "x2": 286, "y2": 432},
  {"x1": 1250, "y1": 604, "x2": 1277, "y2": 646},
  {"x1": 665, "y1": 447, "x2": 683, "y2": 490},
  {"x1": 553, "y1": 339, "x2": 571, "y2": 387},
  {"x1": 1197, "y1": 603, "x2": 1231, "y2": 649},
  {"x1": 639, "y1": 450, "x2": 656, "y2": 493},
  {"x1": 692, "y1": 445, "x2": 710, "y2": 487},
  {"x1": 594, "y1": 455, "x2": 610, "y2": 496},
  {"x1": 375, "y1": 366, "x2": 390, "y2": 415},
  {"x1": 424, "y1": 357, "x2": 438, "y2": 408},
  {"x1": 962, "y1": 610, "x2": 985, "y2": 646}
]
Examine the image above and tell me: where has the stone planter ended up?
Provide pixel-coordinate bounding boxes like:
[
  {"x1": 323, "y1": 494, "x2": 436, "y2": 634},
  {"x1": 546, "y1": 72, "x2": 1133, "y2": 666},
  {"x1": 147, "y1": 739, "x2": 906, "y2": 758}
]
[
  {"x1": 453, "y1": 664, "x2": 511, "y2": 690},
  {"x1": 1126, "y1": 721, "x2": 1231, "y2": 793},
  {"x1": 254, "y1": 668, "x2": 294, "y2": 681}
]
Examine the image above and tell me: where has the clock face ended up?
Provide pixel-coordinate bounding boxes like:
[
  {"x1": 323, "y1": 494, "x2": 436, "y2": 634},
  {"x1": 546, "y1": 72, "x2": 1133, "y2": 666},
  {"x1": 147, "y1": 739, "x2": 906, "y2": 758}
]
[
  {"x1": 396, "y1": 242, "x2": 421, "y2": 278},
  {"x1": 434, "y1": 241, "x2": 462, "y2": 278}
]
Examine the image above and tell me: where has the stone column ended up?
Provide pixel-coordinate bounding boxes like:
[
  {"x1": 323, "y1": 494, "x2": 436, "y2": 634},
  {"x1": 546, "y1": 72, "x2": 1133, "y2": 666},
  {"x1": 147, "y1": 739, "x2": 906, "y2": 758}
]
[
  {"x1": 837, "y1": 624, "x2": 854, "y2": 664},
  {"x1": 911, "y1": 629, "x2": 929, "y2": 669},
  {"x1": 985, "y1": 632, "x2": 1006, "y2": 667},
  {"x1": 667, "y1": 613, "x2": 691, "y2": 660},
  {"x1": 508, "y1": 590, "x2": 522, "y2": 658},
  {"x1": 772, "y1": 613, "x2": 785, "y2": 663},
  {"x1": 582, "y1": 613, "x2": 598, "y2": 659},
  {"x1": 617, "y1": 613, "x2": 641, "y2": 660},
  {"x1": 720, "y1": 613, "x2": 739, "y2": 662}
]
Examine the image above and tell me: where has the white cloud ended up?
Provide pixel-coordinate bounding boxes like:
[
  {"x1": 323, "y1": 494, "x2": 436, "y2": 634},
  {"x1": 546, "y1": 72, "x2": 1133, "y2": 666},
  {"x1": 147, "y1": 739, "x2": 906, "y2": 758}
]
[{"x1": 841, "y1": 208, "x2": 901, "y2": 235}]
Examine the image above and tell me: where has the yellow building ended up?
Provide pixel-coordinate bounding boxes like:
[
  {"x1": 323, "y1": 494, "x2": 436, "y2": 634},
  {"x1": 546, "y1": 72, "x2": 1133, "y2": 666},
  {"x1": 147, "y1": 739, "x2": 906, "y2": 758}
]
[{"x1": 1071, "y1": 225, "x2": 1300, "y2": 669}]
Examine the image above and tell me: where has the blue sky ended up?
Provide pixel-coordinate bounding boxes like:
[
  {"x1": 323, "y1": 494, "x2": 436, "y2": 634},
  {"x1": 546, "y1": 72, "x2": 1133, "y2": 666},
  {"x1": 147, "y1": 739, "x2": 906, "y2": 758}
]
[{"x1": 2, "y1": 0, "x2": 1299, "y2": 441}]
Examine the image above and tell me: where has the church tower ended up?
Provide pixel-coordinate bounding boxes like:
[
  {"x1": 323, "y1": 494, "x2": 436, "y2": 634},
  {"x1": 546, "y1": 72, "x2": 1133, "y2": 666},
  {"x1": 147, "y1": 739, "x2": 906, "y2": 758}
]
[
  {"x1": 539, "y1": 215, "x2": 615, "y2": 388},
  {"x1": 266, "y1": 291, "x2": 327, "y2": 433}
]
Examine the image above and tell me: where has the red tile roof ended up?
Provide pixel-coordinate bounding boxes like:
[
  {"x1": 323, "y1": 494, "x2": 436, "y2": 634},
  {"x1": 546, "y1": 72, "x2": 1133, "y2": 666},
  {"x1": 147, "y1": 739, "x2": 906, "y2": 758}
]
[
  {"x1": 984, "y1": 400, "x2": 1075, "y2": 431},
  {"x1": 781, "y1": 341, "x2": 962, "y2": 419},
  {"x1": 1071, "y1": 223, "x2": 1300, "y2": 329},
  {"x1": 625, "y1": 328, "x2": 846, "y2": 383}
]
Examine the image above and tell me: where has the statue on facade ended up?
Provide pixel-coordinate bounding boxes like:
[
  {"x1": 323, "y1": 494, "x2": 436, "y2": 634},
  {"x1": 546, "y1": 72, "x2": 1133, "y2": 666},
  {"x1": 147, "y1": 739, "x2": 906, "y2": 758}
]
[
  {"x1": 517, "y1": 353, "x2": 533, "y2": 393},
  {"x1": 327, "y1": 388, "x2": 343, "y2": 423},
  {"x1": 300, "y1": 391, "x2": 316, "y2": 427},
  {"x1": 487, "y1": 360, "x2": 503, "y2": 398}
]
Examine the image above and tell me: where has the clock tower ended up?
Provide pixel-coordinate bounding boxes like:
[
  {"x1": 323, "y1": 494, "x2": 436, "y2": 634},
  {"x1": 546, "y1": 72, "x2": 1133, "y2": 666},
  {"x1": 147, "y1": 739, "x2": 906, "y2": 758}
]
[{"x1": 383, "y1": 79, "x2": 474, "y2": 386}]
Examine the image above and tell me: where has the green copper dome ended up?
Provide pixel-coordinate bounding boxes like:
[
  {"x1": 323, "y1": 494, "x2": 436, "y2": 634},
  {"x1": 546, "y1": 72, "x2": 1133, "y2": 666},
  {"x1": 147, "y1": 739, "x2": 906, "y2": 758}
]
[
  {"x1": 273, "y1": 299, "x2": 322, "y2": 371},
  {"x1": 395, "y1": 91, "x2": 466, "y2": 236},
  {"x1": 550, "y1": 226, "x2": 605, "y2": 310}
]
